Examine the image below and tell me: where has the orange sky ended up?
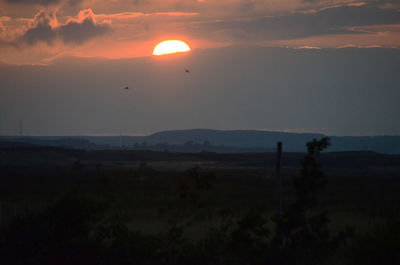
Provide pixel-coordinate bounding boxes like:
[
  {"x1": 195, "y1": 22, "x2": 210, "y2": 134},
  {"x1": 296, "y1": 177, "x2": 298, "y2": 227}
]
[{"x1": 1, "y1": 0, "x2": 400, "y2": 64}]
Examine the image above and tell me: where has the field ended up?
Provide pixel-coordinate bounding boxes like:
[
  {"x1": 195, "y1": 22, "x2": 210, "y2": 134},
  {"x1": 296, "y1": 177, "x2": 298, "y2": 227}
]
[{"x1": 1, "y1": 144, "x2": 400, "y2": 264}]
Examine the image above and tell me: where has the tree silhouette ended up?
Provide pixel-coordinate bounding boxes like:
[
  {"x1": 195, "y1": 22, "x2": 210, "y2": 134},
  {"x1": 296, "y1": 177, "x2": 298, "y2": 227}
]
[{"x1": 272, "y1": 137, "x2": 351, "y2": 265}]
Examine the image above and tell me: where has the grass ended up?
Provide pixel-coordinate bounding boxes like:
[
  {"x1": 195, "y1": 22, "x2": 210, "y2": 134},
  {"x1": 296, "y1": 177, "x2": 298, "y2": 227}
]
[
  {"x1": 2, "y1": 148, "x2": 400, "y2": 265},
  {"x1": 1, "y1": 163, "x2": 400, "y2": 235}
]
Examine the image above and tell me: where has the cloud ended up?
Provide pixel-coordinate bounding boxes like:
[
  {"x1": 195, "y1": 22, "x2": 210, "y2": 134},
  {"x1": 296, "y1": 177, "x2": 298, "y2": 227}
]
[
  {"x1": 22, "y1": 9, "x2": 58, "y2": 45},
  {"x1": 379, "y1": 2, "x2": 400, "y2": 10},
  {"x1": 295, "y1": 45, "x2": 321, "y2": 49},
  {"x1": 0, "y1": 19, "x2": 5, "y2": 37},
  {"x1": 3, "y1": 0, "x2": 82, "y2": 6},
  {"x1": 0, "y1": 25, "x2": 14, "y2": 48},
  {"x1": 17, "y1": 8, "x2": 111, "y2": 45},
  {"x1": 58, "y1": 9, "x2": 111, "y2": 44},
  {"x1": 2, "y1": 0, "x2": 400, "y2": 63},
  {"x1": 94, "y1": 11, "x2": 199, "y2": 21},
  {"x1": 187, "y1": 3, "x2": 400, "y2": 42}
]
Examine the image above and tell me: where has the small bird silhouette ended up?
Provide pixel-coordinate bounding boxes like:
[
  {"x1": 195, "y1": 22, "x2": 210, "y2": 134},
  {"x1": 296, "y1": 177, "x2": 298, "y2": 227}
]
[
  {"x1": 185, "y1": 69, "x2": 190, "y2": 73},
  {"x1": 123, "y1": 86, "x2": 129, "y2": 90}
]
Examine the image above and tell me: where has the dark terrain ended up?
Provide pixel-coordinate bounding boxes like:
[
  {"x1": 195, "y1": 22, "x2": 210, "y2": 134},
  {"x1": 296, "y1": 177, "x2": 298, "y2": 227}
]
[
  {"x1": 1, "y1": 140, "x2": 400, "y2": 265},
  {"x1": 2, "y1": 129, "x2": 400, "y2": 153}
]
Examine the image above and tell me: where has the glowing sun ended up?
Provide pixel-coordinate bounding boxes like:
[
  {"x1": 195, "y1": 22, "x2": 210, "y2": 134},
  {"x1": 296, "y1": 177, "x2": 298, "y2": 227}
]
[{"x1": 153, "y1": 40, "x2": 191, "y2": 56}]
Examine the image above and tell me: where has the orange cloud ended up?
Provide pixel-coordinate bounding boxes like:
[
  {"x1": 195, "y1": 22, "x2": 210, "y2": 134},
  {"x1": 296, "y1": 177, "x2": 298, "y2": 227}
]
[
  {"x1": 295, "y1": 46, "x2": 321, "y2": 49},
  {"x1": 94, "y1": 11, "x2": 198, "y2": 22},
  {"x1": 379, "y1": 3, "x2": 400, "y2": 10},
  {"x1": 65, "y1": 8, "x2": 97, "y2": 24},
  {"x1": 347, "y1": 2, "x2": 366, "y2": 7},
  {"x1": 0, "y1": 19, "x2": 5, "y2": 37},
  {"x1": 3, "y1": 0, "x2": 81, "y2": 5}
]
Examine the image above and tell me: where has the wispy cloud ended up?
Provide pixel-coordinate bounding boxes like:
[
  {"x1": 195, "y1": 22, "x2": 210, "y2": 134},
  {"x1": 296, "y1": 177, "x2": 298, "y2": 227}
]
[
  {"x1": 94, "y1": 11, "x2": 198, "y2": 22},
  {"x1": 3, "y1": 0, "x2": 82, "y2": 6},
  {"x1": 186, "y1": 4, "x2": 400, "y2": 42},
  {"x1": 295, "y1": 45, "x2": 321, "y2": 49}
]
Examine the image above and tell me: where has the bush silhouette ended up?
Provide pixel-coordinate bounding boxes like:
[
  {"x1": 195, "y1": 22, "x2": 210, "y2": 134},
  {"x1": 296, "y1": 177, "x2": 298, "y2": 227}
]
[
  {"x1": 347, "y1": 219, "x2": 400, "y2": 265},
  {"x1": 0, "y1": 192, "x2": 103, "y2": 265}
]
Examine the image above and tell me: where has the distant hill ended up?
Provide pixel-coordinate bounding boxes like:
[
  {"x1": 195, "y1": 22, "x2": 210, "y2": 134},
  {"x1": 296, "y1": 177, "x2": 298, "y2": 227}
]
[
  {"x1": 86, "y1": 129, "x2": 400, "y2": 153},
  {"x1": 138, "y1": 129, "x2": 323, "y2": 150},
  {"x1": 0, "y1": 137, "x2": 99, "y2": 150},
  {"x1": 330, "y1": 136, "x2": 400, "y2": 154},
  {"x1": 2, "y1": 129, "x2": 400, "y2": 153}
]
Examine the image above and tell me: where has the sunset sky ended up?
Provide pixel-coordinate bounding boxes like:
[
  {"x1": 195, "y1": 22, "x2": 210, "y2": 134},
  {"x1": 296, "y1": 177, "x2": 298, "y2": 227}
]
[
  {"x1": 1, "y1": 0, "x2": 400, "y2": 64},
  {"x1": 0, "y1": 0, "x2": 400, "y2": 136}
]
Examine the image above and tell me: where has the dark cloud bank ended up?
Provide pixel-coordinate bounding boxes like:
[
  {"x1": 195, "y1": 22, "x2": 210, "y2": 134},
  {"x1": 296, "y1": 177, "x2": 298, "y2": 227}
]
[
  {"x1": 191, "y1": 3, "x2": 400, "y2": 41},
  {"x1": 21, "y1": 10, "x2": 111, "y2": 45},
  {"x1": 0, "y1": 8, "x2": 110, "y2": 47}
]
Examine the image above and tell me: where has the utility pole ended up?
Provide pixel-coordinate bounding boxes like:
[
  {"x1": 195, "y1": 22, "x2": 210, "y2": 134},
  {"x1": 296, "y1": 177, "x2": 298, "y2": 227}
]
[{"x1": 275, "y1": 142, "x2": 283, "y2": 217}]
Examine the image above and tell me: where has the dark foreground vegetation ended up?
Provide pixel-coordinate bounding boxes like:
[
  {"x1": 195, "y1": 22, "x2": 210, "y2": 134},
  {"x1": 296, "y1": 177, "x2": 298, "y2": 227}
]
[{"x1": 1, "y1": 139, "x2": 400, "y2": 265}]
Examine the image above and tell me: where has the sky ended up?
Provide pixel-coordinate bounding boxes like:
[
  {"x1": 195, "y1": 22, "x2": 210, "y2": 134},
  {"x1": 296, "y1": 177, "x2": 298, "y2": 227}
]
[
  {"x1": 1, "y1": 0, "x2": 400, "y2": 64},
  {"x1": 0, "y1": 0, "x2": 400, "y2": 136}
]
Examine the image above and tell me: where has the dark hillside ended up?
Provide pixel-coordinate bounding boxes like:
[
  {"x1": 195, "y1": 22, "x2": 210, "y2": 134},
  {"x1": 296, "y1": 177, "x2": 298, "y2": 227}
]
[{"x1": 1, "y1": 144, "x2": 400, "y2": 172}]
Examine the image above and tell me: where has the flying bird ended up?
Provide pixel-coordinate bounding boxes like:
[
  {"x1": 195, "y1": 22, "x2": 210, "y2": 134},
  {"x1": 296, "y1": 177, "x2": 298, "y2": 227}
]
[
  {"x1": 123, "y1": 86, "x2": 129, "y2": 90},
  {"x1": 185, "y1": 69, "x2": 190, "y2": 73}
]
